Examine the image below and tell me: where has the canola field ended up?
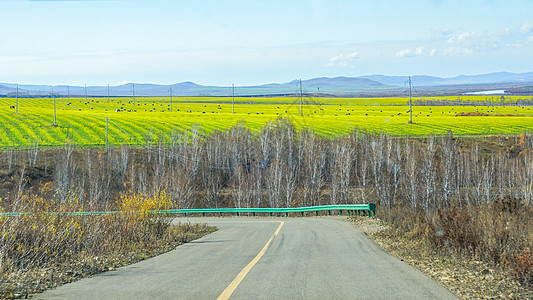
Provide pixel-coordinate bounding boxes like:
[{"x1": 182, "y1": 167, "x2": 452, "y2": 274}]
[{"x1": 0, "y1": 95, "x2": 532, "y2": 147}]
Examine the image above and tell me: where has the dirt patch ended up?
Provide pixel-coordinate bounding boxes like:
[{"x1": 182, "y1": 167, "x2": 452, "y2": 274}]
[
  {"x1": 351, "y1": 216, "x2": 532, "y2": 299},
  {"x1": 350, "y1": 215, "x2": 388, "y2": 234}
]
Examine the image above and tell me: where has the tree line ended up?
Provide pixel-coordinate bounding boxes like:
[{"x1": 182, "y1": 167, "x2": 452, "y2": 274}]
[{"x1": 1, "y1": 118, "x2": 532, "y2": 213}]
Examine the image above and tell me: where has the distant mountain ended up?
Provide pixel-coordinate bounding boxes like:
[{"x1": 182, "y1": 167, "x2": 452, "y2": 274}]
[
  {"x1": 298, "y1": 77, "x2": 385, "y2": 89},
  {"x1": 0, "y1": 77, "x2": 387, "y2": 97},
  {"x1": 0, "y1": 84, "x2": 15, "y2": 95},
  {"x1": 362, "y1": 71, "x2": 533, "y2": 87},
  {"x1": 1, "y1": 71, "x2": 533, "y2": 97},
  {"x1": 449, "y1": 71, "x2": 533, "y2": 85}
]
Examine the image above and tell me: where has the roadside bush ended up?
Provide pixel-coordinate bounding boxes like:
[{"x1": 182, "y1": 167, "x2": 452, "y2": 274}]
[
  {"x1": 0, "y1": 189, "x2": 213, "y2": 298},
  {"x1": 380, "y1": 199, "x2": 533, "y2": 285}
]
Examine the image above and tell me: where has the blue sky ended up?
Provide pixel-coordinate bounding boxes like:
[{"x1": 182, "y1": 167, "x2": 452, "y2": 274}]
[{"x1": 1, "y1": 0, "x2": 533, "y2": 86}]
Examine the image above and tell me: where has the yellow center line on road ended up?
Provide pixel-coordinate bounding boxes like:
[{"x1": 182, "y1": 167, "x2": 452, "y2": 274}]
[{"x1": 217, "y1": 221, "x2": 284, "y2": 300}]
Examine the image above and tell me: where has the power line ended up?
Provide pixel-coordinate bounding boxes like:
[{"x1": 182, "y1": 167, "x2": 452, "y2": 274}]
[
  {"x1": 132, "y1": 83, "x2": 136, "y2": 105},
  {"x1": 170, "y1": 87, "x2": 173, "y2": 112},
  {"x1": 53, "y1": 94, "x2": 57, "y2": 126},
  {"x1": 106, "y1": 117, "x2": 109, "y2": 152},
  {"x1": 300, "y1": 79, "x2": 303, "y2": 117},
  {"x1": 408, "y1": 76, "x2": 413, "y2": 124},
  {"x1": 15, "y1": 84, "x2": 19, "y2": 114}
]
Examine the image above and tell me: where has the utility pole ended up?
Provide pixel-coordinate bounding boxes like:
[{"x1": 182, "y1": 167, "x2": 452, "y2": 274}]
[
  {"x1": 408, "y1": 76, "x2": 413, "y2": 124},
  {"x1": 85, "y1": 83, "x2": 88, "y2": 102},
  {"x1": 132, "y1": 83, "x2": 135, "y2": 106},
  {"x1": 15, "y1": 85, "x2": 19, "y2": 114},
  {"x1": 53, "y1": 94, "x2": 57, "y2": 126},
  {"x1": 299, "y1": 79, "x2": 303, "y2": 117},
  {"x1": 106, "y1": 117, "x2": 109, "y2": 152},
  {"x1": 170, "y1": 87, "x2": 173, "y2": 112},
  {"x1": 232, "y1": 84, "x2": 235, "y2": 114},
  {"x1": 107, "y1": 84, "x2": 110, "y2": 103}
]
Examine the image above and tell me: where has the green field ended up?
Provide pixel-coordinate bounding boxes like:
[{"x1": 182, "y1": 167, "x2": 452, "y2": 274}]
[{"x1": 1, "y1": 95, "x2": 532, "y2": 147}]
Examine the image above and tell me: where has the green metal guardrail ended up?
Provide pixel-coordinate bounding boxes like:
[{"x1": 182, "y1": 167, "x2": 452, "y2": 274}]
[
  {"x1": 0, "y1": 204, "x2": 375, "y2": 217},
  {"x1": 163, "y1": 203, "x2": 376, "y2": 217}
]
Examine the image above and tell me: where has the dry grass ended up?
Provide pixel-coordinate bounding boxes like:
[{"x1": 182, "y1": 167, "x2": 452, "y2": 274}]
[
  {"x1": 366, "y1": 199, "x2": 532, "y2": 298},
  {"x1": 0, "y1": 189, "x2": 216, "y2": 298},
  {"x1": 433, "y1": 198, "x2": 533, "y2": 284}
]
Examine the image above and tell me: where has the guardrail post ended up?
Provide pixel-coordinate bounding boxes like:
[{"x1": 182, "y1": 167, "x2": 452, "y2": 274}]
[
  {"x1": 315, "y1": 211, "x2": 318, "y2": 216},
  {"x1": 301, "y1": 212, "x2": 304, "y2": 217},
  {"x1": 328, "y1": 210, "x2": 331, "y2": 216},
  {"x1": 253, "y1": 212, "x2": 256, "y2": 217},
  {"x1": 369, "y1": 203, "x2": 376, "y2": 217},
  {"x1": 237, "y1": 212, "x2": 239, "y2": 216},
  {"x1": 285, "y1": 212, "x2": 288, "y2": 217},
  {"x1": 202, "y1": 212, "x2": 205, "y2": 217},
  {"x1": 339, "y1": 210, "x2": 342, "y2": 215},
  {"x1": 270, "y1": 212, "x2": 273, "y2": 216}
]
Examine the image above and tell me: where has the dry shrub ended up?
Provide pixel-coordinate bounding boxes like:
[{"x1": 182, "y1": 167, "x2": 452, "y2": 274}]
[
  {"x1": 378, "y1": 206, "x2": 433, "y2": 239},
  {"x1": 1, "y1": 189, "x2": 176, "y2": 274},
  {"x1": 514, "y1": 247, "x2": 533, "y2": 285},
  {"x1": 0, "y1": 189, "x2": 216, "y2": 298},
  {"x1": 380, "y1": 199, "x2": 533, "y2": 284},
  {"x1": 435, "y1": 198, "x2": 531, "y2": 267},
  {"x1": 116, "y1": 190, "x2": 174, "y2": 239},
  {"x1": 119, "y1": 190, "x2": 173, "y2": 213}
]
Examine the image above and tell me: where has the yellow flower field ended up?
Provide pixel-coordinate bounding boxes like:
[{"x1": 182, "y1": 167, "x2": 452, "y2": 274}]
[{"x1": 1, "y1": 95, "x2": 532, "y2": 147}]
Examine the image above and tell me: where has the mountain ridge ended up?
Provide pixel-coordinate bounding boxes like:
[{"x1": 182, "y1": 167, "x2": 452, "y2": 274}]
[{"x1": 2, "y1": 71, "x2": 533, "y2": 96}]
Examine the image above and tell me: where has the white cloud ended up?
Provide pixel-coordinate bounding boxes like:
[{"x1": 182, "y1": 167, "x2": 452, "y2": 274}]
[
  {"x1": 521, "y1": 23, "x2": 533, "y2": 34},
  {"x1": 429, "y1": 48, "x2": 437, "y2": 56},
  {"x1": 396, "y1": 48, "x2": 413, "y2": 57},
  {"x1": 447, "y1": 32, "x2": 477, "y2": 44},
  {"x1": 444, "y1": 47, "x2": 473, "y2": 55},
  {"x1": 445, "y1": 31, "x2": 501, "y2": 54},
  {"x1": 325, "y1": 52, "x2": 359, "y2": 67},
  {"x1": 396, "y1": 46, "x2": 426, "y2": 57},
  {"x1": 443, "y1": 26, "x2": 533, "y2": 55}
]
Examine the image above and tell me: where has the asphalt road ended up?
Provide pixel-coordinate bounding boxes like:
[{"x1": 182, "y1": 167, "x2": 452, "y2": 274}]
[{"x1": 35, "y1": 217, "x2": 458, "y2": 300}]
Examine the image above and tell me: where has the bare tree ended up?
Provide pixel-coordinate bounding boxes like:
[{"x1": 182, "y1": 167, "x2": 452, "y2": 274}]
[
  {"x1": 421, "y1": 136, "x2": 437, "y2": 212},
  {"x1": 404, "y1": 139, "x2": 419, "y2": 209},
  {"x1": 441, "y1": 132, "x2": 458, "y2": 208},
  {"x1": 55, "y1": 139, "x2": 76, "y2": 202},
  {"x1": 27, "y1": 139, "x2": 39, "y2": 168},
  {"x1": 330, "y1": 138, "x2": 354, "y2": 204}
]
